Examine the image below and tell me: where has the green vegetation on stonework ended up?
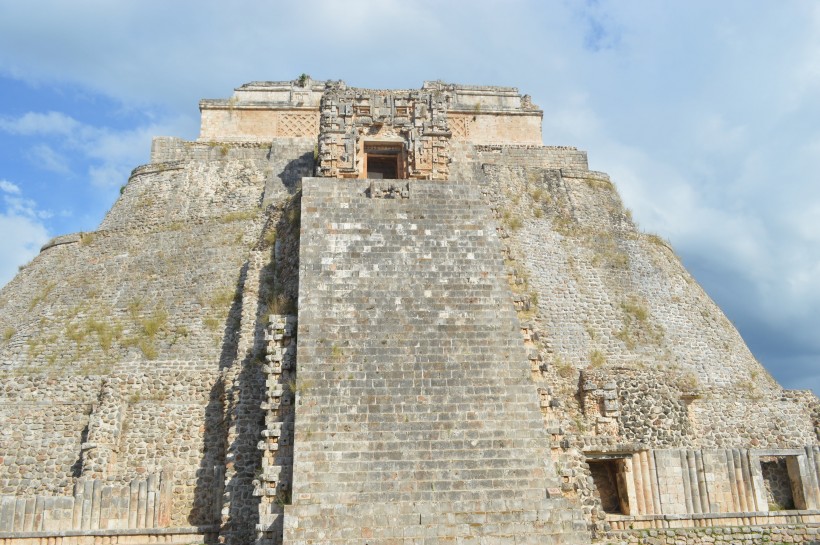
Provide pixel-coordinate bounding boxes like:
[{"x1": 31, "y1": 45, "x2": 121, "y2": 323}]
[
  {"x1": 615, "y1": 297, "x2": 664, "y2": 349},
  {"x1": 219, "y1": 209, "x2": 257, "y2": 223},
  {"x1": 589, "y1": 349, "x2": 606, "y2": 368},
  {"x1": 28, "y1": 281, "x2": 56, "y2": 311}
]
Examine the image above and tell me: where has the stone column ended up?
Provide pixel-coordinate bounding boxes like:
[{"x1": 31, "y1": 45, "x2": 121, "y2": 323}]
[
  {"x1": 694, "y1": 450, "x2": 710, "y2": 514},
  {"x1": 632, "y1": 452, "x2": 646, "y2": 514},
  {"x1": 639, "y1": 451, "x2": 654, "y2": 515},
  {"x1": 738, "y1": 449, "x2": 755, "y2": 512},
  {"x1": 686, "y1": 450, "x2": 702, "y2": 514},
  {"x1": 648, "y1": 450, "x2": 662, "y2": 515},
  {"x1": 725, "y1": 450, "x2": 741, "y2": 512},
  {"x1": 622, "y1": 457, "x2": 638, "y2": 516}
]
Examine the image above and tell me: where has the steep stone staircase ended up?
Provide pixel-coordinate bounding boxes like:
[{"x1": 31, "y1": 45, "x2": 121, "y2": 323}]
[{"x1": 284, "y1": 178, "x2": 589, "y2": 544}]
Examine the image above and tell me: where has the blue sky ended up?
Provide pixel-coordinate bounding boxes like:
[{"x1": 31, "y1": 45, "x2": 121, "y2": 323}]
[{"x1": 0, "y1": 0, "x2": 818, "y2": 394}]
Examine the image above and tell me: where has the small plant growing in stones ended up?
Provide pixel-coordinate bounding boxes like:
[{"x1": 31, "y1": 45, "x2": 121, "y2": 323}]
[
  {"x1": 210, "y1": 286, "x2": 237, "y2": 309},
  {"x1": 219, "y1": 209, "x2": 257, "y2": 223},
  {"x1": 589, "y1": 349, "x2": 606, "y2": 368},
  {"x1": 286, "y1": 205, "x2": 301, "y2": 226},
  {"x1": 122, "y1": 304, "x2": 169, "y2": 360},
  {"x1": 614, "y1": 326, "x2": 636, "y2": 350},
  {"x1": 287, "y1": 376, "x2": 313, "y2": 396},
  {"x1": 136, "y1": 195, "x2": 155, "y2": 209},
  {"x1": 552, "y1": 214, "x2": 574, "y2": 236},
  {"x1": 80, "y1": 232, "x2": 95, "y2": 246},
  {"x1": 137, "y1": 338, "x2": 159, "y2": 360},
  {"x1": 140, "y1": 307, "x2": 168, "y2": 338},
  {"x1": 645, "y1": 233, "x2": 671, "y2": 249},
  {"x1": 2, "y1": 327, "x2": 14, "y2": 343},
  {"x1": 572, "y1": 415, "x2": 588, "y2": 434},
  {"x1": 583, "y1": 177, "x2": 612, "y2": 190},
  {"x1": 274, "y1": 487, "x2": 292, "y2": 506},
  {"x1": 677, "y1": 371, "x2": 700, "y2": 392},
  {"x1": 263, "y1": 228, "x2": 277, "y2": 247},
  {"x1": 204, "y1": 316, "x2": 221, "y2": 332},
  {"x1": 28, "y1": 281, "x2": 56, "y2": 311},
  {"x1": 264, "y1": 293, "x2": 296, "y2": 316},
  {"x1": 501, "y1": 209, "x2": 523, "y2": 231},
  {"x1": 86, "y1": 318, "x2": 122, "y2": 352},
  {"x1": 591, "y1": 233, "x2": 628, "y2": 270},
  {"x1": 554, "y1": 357, "x2": 574, "y2": 379},
  {"x1": 621, "y1": 299, "x2": 648, "y2": 323}
]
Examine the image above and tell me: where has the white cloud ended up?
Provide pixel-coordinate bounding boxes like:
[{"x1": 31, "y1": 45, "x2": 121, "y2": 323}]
[
  {"x1": 27, "y1": 144, "x2": 71, "y2": 174},
  {"x1": 0, "y1": 110, "x2": 80, "y2": 136},
  {"x1": 0, "y1": 212, "x2": 49, "y2": 288},
  {"x1": 0, "y1": 180, "x2": 20, "y2": 194},
  {"x1": 3, "y1": 194, "x2": 38, "y2": 217},
  {"x1": 0, "y1": 109, "x2": 193, "y2": 189},
  {"x1": 0, "y1": 180, "x2": 50, "y2": 287},
  {"x1": 88, "y1": 163, "x2": 129, "y2": 189}
]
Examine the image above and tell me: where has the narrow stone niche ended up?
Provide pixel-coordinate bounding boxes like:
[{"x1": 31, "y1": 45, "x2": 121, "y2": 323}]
[
  {"x1": 760, "y1": 456, "x2": 796, "y2": 510},
  {"x1": 588, "y1": 459, "x2": 629, "y2": 514}
]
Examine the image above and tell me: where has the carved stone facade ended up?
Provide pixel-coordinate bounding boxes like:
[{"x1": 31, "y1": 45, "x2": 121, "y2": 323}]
[{"x1": 316, "y1": 82, "x2": 453, "y2": 180}]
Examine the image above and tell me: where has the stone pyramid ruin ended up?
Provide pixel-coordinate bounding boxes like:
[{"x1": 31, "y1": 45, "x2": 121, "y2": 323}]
[{"x1": 0, "y1": 77, "x2": 817, "y2": 545}]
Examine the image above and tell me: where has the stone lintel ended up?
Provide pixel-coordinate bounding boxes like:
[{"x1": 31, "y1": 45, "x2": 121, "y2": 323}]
[{"x1": 756, "y1": 448, "x2": 806, "y2": 456}]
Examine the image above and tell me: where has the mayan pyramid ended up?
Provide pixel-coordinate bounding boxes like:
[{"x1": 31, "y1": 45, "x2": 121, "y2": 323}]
[{"x1": 0, "y1": 77, "x2": 817, "y2": 545}]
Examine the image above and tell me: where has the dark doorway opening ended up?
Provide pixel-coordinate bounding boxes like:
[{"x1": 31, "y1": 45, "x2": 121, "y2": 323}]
[
  {"x1": 364, "y1": 142, "x2": 403, "y2": 179},
  {"x1": 589, "y1": 459, "x2": 628, "y2": 514},
  {"x1": 366, "y1": 155, "x2": 398, "y2": 179}
]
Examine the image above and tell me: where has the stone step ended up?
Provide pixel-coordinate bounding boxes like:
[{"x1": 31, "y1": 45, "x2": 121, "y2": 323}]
[
  {"x1": 289, "y1": 178, "x2": 589, "y2": 544},
  {"x1": 289, "y1": 482, "x2": 558, "y2": 502},
  {"x1": 284, "y1": 498, "x2": 586, "y2": 543}
]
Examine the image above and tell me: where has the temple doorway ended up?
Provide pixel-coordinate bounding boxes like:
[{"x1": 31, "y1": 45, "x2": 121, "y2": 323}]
[{"x1": 364, "y1": 142, "x2": 403, "y2": 179}]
